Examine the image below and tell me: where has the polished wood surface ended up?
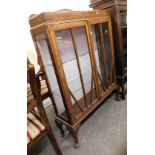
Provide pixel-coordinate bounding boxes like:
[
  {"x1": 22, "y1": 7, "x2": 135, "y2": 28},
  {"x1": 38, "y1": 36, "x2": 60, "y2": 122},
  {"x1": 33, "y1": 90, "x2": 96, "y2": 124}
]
[
  {"x1": 29, "y1": 10, "x2": 120, "y2": 148},
  {"x1": 29, "y1": 11, "x2": 110, "y2": 27}
]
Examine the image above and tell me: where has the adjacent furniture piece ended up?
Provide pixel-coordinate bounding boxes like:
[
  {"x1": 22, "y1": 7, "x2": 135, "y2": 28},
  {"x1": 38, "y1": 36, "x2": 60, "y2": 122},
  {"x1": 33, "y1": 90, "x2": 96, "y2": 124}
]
[
  {"x1": 89, "y1": 0, "x2": 127, "y2": 99},
  {"x1": 27, "y1": 64, "x2": 62, "y2": 155},
  {"x1": 29, "y1": 10, "x2": 119, "y2": 148},
  {"x1": 27, "y1": 57, "x2": 53, "y2": 104}
]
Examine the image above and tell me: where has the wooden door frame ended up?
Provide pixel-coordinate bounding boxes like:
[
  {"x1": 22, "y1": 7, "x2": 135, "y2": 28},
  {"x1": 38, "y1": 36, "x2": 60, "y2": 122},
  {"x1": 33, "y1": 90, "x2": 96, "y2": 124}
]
[{"x1": 87, "y1": 17, "x2": 116, "y2": 97}]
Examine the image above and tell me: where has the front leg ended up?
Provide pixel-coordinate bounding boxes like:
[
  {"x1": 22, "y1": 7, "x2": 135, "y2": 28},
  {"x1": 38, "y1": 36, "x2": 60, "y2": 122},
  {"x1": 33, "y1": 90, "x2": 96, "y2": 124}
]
[{"x1": 68, "y1": 125, "x2": 80, "y2": 148}]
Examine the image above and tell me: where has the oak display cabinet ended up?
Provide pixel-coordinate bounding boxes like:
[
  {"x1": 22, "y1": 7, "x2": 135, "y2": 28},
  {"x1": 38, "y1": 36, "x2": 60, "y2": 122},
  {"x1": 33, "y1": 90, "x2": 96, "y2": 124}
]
[
  {"x1": 29, "y1": 10, "x2": 119, "y2": 148},
  {"x1": 89, "y1": 0, "x2": 127, "y2": 99}
]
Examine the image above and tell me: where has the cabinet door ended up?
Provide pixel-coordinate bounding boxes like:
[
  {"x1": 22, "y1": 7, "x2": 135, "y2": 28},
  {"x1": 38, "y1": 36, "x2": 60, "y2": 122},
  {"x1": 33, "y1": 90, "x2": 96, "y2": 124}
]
[
  {"x1": 54, "y1": 24, "x2": 98, "y2": 118},
  {"x1": 90, "y1": 21, "x2": 115, "y2": 97}
]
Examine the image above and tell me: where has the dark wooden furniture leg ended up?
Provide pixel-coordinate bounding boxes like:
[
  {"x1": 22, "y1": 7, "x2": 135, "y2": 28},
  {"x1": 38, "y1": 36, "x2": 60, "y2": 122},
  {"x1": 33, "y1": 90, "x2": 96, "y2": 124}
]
[
  {"x1": 55, "y1": 120, "x2": 65, "y2": 137},
  {"x1": 69, "y1": 126, "x2": 80, "y2": 148},
  {"x1": 120, "y1": 80, "x2": 126, "y2": 100},
  {"x1": 115, "y1": 86, "x2": 120, "y2": 101},
  {"x1": 65, "y1": 125, "x2": 80, "y2": 148}
]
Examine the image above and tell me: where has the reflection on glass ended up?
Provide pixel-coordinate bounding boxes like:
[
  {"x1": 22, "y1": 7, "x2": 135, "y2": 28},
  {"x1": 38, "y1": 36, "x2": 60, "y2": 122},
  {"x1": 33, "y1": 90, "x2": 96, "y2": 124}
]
[
  {"x1": 55, "y1": 27, "x2": 97, "y2": 116},
  {"x1": 55, "y1": 29, "x2": 85, "y2": 116},
  {"x1": 55, "y1": 29, "x2": 75, "y2": 63},
  {"x1": 72, "y1": 27, "x2": 97, "y2": 105},
  {"x1": 102, "y1": 22, "x2": 113, "y2": 83},
  {"x1": 36, "y1": 34, "x2": 66, "y2": 117},
  {"x1": 91, "y1": 24, "x2": 108, "y2": 94}
]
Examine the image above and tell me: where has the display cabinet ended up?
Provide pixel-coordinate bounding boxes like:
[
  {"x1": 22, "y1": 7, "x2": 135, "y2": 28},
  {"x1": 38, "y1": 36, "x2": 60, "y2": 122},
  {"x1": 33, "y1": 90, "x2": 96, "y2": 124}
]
[
  {"x1": 89, "y1": 0, "x2": 127, "y2": 99},
  {"x1": 29, "y1": 10, "x2": 119, "y2": 148}
]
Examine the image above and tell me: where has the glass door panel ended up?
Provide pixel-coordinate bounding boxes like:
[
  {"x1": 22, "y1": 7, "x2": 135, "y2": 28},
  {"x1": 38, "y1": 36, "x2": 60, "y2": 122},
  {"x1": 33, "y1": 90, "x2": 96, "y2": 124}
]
[
  {"x1": 35, "y1": 34, "x2": 67, "y2": 119},
  {"x1": 90, "y1": 24, "x2": 108, "y2": 95},
  {"x1": 55, "y1": 29, "x2": 86, "y2": 117},
  {"x1": 55, "y1": 29, "x2": 76, "y2": 63},
  {"x1": 72, "y1": 27, "x2": 97, "y2": 105},
  {"x1": 55, "y1": 26, "x2": 97, "y2": 117},
  {"x1": 101, "y1": 22, "x2": 113, "y2": 85}
]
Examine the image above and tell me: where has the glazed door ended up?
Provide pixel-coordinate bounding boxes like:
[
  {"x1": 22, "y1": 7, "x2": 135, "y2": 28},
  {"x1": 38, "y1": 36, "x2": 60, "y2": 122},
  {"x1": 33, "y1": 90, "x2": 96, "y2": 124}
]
[
  {"x1": 88, "y1": 18, "x2": 116, "y2": 97},
  {"x1": 34, "y1": 34, "x2": 69, "y2": 121},
  {"x1": 53, "y1": 22, "x2": 98, "y2": 118}
]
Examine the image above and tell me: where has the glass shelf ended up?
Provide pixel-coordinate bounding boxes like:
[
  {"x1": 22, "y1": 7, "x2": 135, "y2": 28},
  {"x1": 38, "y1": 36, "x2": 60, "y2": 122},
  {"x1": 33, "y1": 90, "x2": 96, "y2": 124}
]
[
  {"x1": 53, "y1": 69, "x2": 92, "y2": 96},
  {"x1": 60, "y1": 49, "x2": 90, "y2": 64},
  {"x1": 55, "y1": 26, "x2": 97, "y2": 106},
  {"x1": 56, "y1": 27, "x2": 90, "y2": 64},
  {"x1": 45, "y1": 69, "x2": 93, "y2": 107}
]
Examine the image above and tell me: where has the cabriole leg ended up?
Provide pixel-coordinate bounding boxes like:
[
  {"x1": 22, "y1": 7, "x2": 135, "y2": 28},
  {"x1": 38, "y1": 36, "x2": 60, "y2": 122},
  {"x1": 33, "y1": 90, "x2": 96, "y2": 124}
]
[
  {"x1": 73, "y1": 129, "x2": 80, "y2": 148},
  {"x1": 69, "y1": 126, "x2": 80, "y2": 148}
]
